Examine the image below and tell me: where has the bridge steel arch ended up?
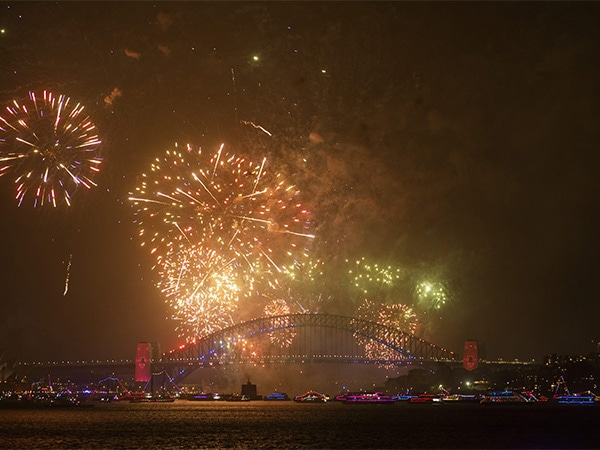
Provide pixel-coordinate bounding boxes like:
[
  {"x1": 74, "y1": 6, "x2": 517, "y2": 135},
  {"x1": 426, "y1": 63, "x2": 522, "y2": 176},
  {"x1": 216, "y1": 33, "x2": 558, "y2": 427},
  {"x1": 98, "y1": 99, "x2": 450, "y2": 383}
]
[{"x1": 163, "y1": 313, "x2": 459, "y2": 364}]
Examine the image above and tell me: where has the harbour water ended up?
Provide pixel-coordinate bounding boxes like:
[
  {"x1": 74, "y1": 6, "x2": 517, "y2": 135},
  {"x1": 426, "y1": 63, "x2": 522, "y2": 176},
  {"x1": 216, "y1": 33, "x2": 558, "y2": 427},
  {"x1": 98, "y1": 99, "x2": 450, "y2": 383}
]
[{"x1": 1, "y1": 400, "x2": 599, "y2": 449}]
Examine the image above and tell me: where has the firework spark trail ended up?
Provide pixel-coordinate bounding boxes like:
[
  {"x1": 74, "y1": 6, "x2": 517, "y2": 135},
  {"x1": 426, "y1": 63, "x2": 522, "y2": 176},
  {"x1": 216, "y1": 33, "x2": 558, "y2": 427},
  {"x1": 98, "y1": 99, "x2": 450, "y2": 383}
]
[
  {"x1": 0, "y1": 91, "x2": 102, "y2": 207},
  {"x1": 252, "y1": 157, "x2": 266, "y2": 194},
  {"x1": 63, "y1": 253, "x2": 73, "y2": 296},
  {"x1": 211, "y1": 143, "x2": 224, "y2": 179},
  {"x1": 174, "y1": 222, "x2": 193, "y2": 245},
  {"x1": 241, "y1": 120, "x2": 272, "y2": 137}
]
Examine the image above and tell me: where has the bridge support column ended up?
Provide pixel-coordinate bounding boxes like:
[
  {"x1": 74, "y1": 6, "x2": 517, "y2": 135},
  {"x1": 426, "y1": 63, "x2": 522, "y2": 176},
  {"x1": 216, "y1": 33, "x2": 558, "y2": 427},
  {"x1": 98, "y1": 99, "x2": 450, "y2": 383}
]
[
  {"x1": 135, "y1": 342, "x2": 157, "y2": 382},
  {"x1": 463, "y1": 340, "x2": 479, "y2": 371}
]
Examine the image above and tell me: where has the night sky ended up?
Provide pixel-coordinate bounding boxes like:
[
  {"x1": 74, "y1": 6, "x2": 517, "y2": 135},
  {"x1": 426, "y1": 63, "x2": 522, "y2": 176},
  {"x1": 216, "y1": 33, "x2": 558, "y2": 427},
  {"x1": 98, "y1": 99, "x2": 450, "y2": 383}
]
[{"x1": 1, "y1": 1, "x2": 599, "y2": 364}]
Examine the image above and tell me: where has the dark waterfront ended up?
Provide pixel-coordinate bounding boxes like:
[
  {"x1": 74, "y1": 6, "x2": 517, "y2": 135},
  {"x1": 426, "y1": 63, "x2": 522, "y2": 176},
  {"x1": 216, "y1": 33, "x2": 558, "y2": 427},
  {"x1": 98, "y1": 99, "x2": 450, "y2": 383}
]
[{"x1": 0, "y1": 401, "x2": 599, "y2": 449}]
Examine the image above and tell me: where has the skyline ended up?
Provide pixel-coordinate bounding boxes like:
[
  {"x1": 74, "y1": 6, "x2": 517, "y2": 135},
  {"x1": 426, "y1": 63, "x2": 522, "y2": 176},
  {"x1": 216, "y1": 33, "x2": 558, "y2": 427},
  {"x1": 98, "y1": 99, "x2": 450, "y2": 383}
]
[{"x1": 1, "y1": 1, "x2": 599, "y2": 363}]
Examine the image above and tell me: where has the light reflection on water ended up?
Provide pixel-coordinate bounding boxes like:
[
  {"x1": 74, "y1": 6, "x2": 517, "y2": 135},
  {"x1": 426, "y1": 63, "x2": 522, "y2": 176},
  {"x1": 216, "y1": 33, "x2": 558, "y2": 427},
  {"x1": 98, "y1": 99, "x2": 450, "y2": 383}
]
[{"x1": 0, "y1": 401, "x2": 599, "y2": 449}]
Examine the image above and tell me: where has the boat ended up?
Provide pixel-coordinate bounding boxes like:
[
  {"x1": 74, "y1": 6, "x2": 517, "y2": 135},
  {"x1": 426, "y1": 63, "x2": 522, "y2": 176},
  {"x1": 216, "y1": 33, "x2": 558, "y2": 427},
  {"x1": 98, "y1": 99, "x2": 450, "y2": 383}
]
[
  {"x1": 128, "y1": 370, "x2": 180, "y2": 403},
  {"x1": 409, "y1": 393, "x2": 443, "y2": 403},
  {"x1": 392, "y1": 394, "x2": 418, "y2": 402},
  {"x1": 341, "y1": 392, "x2": 396, "y2": 404},
  {"x1": 119, "y1": 392, "x2": 146, "y2": 401},
  {"x1": 130, "y1": 397, "x2": 175, "y2": 403},
  {"x1": 552, "y1": 375, "x2": 597, "y2": 405},
  {"x1": 188, "y1": 393, "x2": 216, "y2": 401},
  {"x1": 91, "y1": 376, "x2": 132, "y2": 402},
  {"x1": 188, "y1": 392, "x2": 227, "y2": 401},
  {"x1": 0, "y1": 391, "x2": 93, "y2": 409},
  {"x1": 555, "y1": 393, "x2": 597, "y2": 405},
  {"x1": 441, "y1": 394, "x2": 481, "y2": 403},
  {"x1": 294, "y1": 390, "x2": 329, "y2": 403},
  {"x1": 264, "y1": 392, "x2": 291, "y2": 401},
  {"x1": 480, "y1": 391, "x2": 537, "y2": 404},
  {"x1": 90, "y1": 392, "x2": 120, "y2": 402},
  {"x1": 335, "y1": 392, "x2": 369, "y2": 402},
  {"x1": 226, "y1": 393, "x2": 251, "y2": 402}
]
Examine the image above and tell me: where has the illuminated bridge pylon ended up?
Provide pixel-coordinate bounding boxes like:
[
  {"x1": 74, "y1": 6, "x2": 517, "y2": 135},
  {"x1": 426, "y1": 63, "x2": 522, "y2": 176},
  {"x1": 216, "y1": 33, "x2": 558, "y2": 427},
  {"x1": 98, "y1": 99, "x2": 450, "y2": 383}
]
[{"x1": 163, "y1": 313, "x2": 459, "y2": 365}]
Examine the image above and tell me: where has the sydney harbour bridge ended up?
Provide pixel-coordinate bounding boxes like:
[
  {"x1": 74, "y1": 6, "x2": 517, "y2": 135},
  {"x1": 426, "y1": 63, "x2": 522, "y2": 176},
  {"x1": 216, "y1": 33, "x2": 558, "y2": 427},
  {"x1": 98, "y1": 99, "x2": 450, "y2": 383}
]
[
  {"x1": 4, "y1": 313, "x2": 516, "y2": 391},
  {"x1": 6, "y1": 313, "x2": 467, "y2": 387},
  {"x1": 162, "y1": 313, "x2": 457, "y2": 366}
]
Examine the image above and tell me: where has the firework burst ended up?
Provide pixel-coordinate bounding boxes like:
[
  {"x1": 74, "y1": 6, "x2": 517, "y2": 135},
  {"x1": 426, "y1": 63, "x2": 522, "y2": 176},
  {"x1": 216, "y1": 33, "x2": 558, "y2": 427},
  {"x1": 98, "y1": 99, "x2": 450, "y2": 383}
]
[
  {"x1": 415, "y1": 281, "x2": 449, "y2": 311},
  {"x1": 263, "y1": 297, "x2": 297, "y2": 348},
  {"x1": 130, "y1": 143, "x2": 313, "y2": 341},
  {"x1": 347, "y1": 257, "x2": 408, "y2": 297},
  {"x1": 130, "y1": 143, "x2": 313, "y2": 270},
  {"x1": 346, "y1": 258, "x2": 453, "y2": 319},
  {"x1": 0, "y1": 91, "x2": 102, "y2": 207},
  {"x1": 157, "y1": 243, "x2": 239, "y2": 340},
  {"x1": 353, "y1": 299, "x2": 418, "y2": 366},
  {"x1": 268, "y1": 258, "x2": 328, "y2": 314}
]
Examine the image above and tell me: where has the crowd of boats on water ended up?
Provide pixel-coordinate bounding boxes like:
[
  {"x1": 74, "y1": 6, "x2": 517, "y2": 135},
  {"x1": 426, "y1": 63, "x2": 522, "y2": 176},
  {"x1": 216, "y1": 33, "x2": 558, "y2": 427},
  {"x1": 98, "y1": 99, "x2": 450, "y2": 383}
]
[
  {"x1": 1, "y1": 385, "x2": 598, "y2": 408},
  {"x1": 289, "y1": 389, "x2": 599, "y2": 405},
  {"x1": 0, "y1": 372, "x2": 595, "y2": 408}
]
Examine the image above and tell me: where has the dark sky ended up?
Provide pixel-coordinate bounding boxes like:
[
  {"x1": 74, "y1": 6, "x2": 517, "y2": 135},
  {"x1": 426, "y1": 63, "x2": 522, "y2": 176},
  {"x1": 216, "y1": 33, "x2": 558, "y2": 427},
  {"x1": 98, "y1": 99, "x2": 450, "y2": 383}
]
[{"x1": 0, "y1": 1, "x2": 599, "y2": 363}]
